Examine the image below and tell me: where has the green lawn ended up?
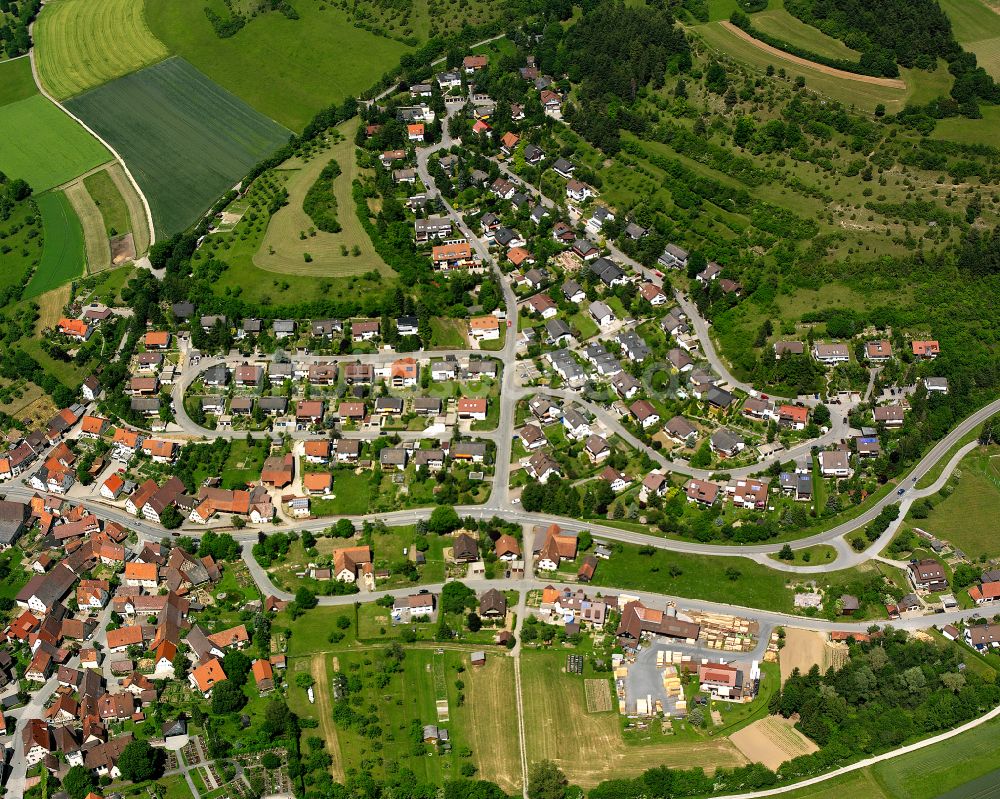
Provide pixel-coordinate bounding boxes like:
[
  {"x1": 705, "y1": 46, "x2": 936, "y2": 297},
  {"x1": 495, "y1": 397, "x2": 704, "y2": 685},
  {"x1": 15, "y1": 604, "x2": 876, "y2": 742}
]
[
  {"x1": 430, "y1": 317, "x2": 467, "y2": 348},
  {"x1": 146, "y1": 0, "x2": 412, "y2": 132},
  {"x1": 66, "y1": 57, "x2": 291, "y2": 236},
  {"x1": 220, "y1": 439, "x2": 268, "y2": 489},
  {"x1": 0, "y1": 94, "x2": 110, "y2": 191},
  {"x1": 23, "y1": 191, "x2": 85, "y2": 298},
  {"x1": 287, "y1": 605, "x2": 357, "y2": 656},
  {"x1": 911, "y1": 445, "x2": 1000, "y2": 559},
  {"x1": 767, "y1": 544, "x2": 838, "y2": 566},
  {"x1": 0, "y1": 57, "x2": 37, "y2": 106},
  {"x1": 310, "y1": 468, "x2": 373, "y2": 515}
]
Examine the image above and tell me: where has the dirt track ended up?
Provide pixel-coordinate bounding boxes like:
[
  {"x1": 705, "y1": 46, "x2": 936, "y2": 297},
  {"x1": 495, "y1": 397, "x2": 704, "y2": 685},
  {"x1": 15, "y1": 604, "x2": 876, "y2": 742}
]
[{"x1": 720, "y1": 22, "x2": 907, "y2": 88}]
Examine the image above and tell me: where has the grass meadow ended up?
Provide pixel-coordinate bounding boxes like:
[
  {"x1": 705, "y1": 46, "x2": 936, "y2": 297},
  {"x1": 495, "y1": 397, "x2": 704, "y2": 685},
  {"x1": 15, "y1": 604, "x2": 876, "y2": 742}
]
[
  {"x1": 748, "y1": 0, "x2": 860, "y2": 61},
  {"x1": 34, "y1": 0, "x2": 169, "y2": 99},
  {"x1": 939, "y1": 0, "x2": 1000, "y2": 80},
  {"x1": 0, "y1": 57, "x2": 36, "y2": 106},
  {"x1": 0, "y1": 199, "x2": 43, "y2": 294},
  {"x1": 255, "y1": 118, "x2": 392, "y2": 278},
  {"x1": 146, "y1": 0, "x2": 411, "y2": 131},
  {"x1": 83, "y1": 167, "x2": 133, "y2": 238},
  {"x1": 24, "y1": 191, "x2": 85, "y2": 298},
  {"x1": 0, "y1": 94, "x2": 110, "y2": 191},
  {"x1": 911, "y1": 445, "x2": 1000, "y2": 559},
  {"x1": 66, "y1": 57, "x2": 291, "y2": 235}
]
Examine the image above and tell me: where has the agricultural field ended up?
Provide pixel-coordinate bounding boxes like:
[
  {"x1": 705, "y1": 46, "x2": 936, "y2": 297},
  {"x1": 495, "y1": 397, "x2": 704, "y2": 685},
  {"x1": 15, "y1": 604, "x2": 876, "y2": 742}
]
[
  {"x1": 781, "y1": 715, "x2": 1000, "y2": 799},
  {"x1": 24, "y1": 191, "x2": 85, "y2": 298},
  {"x1": 256, "y1": 118, "x2": 392, "y2": 278},
  {"x1": 728, "y1": 715, "x2": 818, "y2": 770},
  {"x1": 63, "y1": 179, "x2": 110, "y2": 271},
  {"x1": 66, "y1": 56, "x2": 291, "y2": 236},
  {"x1": 521, "y1": 651, "x2": 746, "y2": 787},
  {"x1": 939, "y1": 0, "x2": 1000, "y2": 80},
  {"x1": 83, "y1": 166, "x2": 134, "y2": 239},
  {"x1": 0, "y1": 94, "x2": 110, "y2": 192},
  {"x1": 0, "y1": 57, "x2": 36, "y2": 106},
  {"x1": 146, "y1": 0, "x2": 412, "y2": 131},
  {"x1": 34, "y1": 0, "x2": 169, "y2": 99},
  {"x1": 908, "y1": 445, "x2": 1000, "y2": 559}
]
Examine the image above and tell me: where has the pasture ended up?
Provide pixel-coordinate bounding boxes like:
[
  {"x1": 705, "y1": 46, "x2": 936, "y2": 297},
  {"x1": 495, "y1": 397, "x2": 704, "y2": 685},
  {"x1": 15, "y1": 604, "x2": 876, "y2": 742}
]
[
  {"x1": 521, "y1": 651, "x2": 746, "y2": 787},
  {"x1": 146, "y1": 0, "x2": 412, "y2": 131},
  {"x1": 34, "y1": 0, "x2": 169, "y2": 99},
  {"x1": 24, "y1": 191, "x2": 85, "y2": 298},
  {"x1": 0, "y1": 57, "x2": 36, "y2": 106},
  {"x1": 66, "y1": 57, "x2": 291, "y2": 236},
  {"x1": 939, "y1": 0, "x2": 1000, "y2": 80},
  {"x1": 256, "y1": 119, "x2": 391, "y2": 278},
  {"x1": 0, "y1": 95, "x2": 110, "y2": 191}
]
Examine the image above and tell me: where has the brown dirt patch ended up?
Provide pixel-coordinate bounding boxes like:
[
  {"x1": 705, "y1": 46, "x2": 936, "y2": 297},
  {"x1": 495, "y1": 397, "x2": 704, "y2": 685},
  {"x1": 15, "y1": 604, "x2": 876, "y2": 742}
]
[
  {"x1": 310, "y1": 653, "x2": 344, "y2": 781},
  {"x1": 720, "y1": 22, "x2": 907, "y2": 88},
  {"x1": 111, "y1": 232, "x2": 136, "y2": 264},
  {"x1": 780, "y1": 628, "x2": 836, "y2": 684},
  {"x1": 729, "y1": 715, "x2": 819, "y2": 770}
]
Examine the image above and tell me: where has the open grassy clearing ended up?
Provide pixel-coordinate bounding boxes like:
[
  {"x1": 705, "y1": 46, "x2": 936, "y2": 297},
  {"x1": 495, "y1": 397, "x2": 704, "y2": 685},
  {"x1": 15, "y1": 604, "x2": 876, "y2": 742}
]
[
  {"x1": 106, "y1": 162, "x2": 149, "y2": 254},
  {"x1": 67, "y1": 57, "x2": 291, "y2": 236},
  {"x1": 255, "y1": 118, "x2": 391, "y2": 277},
  {"x1": 931, "y1": 104, "x2": 1000, "y2": 144},
  {"x1": 63, "y1": 180, "x2": 111, "y2": 272},
  {"x1": 694, "y1": 21, "x2": 949, "y2": 113},
  {"x1": 0, "y1": 57, "x2": 36, "y2": 106},
  {"x1": 146, "y1": 0, "x2": 411, "y2": 132},
  {"x1": 767, "y1": 544, "x2": 838, "y2": 566},
  {"x1": 34, "y1": 0, "x2": 169, "y2": 99},
  {"x1": 0, "y1": 94, "x2": 110, "y2": 191},
  {"x1": 909, "y1": 445, "x2": 1000, "y2": 559},
  {"x1": 521, "y1": 651, "x2": 746, "y2": 787},
  {"x1": 747, "y1": 0, "x2": 860, "y2": 61},
  {"x1": 939, "y1": 0, "x2": 1000, "y2": 80},
  {"x1": 24, "y1": 191, "x2": 85, "y2": 298},
  {"x1": 83, "y1": 167, "x2": 132, "y2": 238}
]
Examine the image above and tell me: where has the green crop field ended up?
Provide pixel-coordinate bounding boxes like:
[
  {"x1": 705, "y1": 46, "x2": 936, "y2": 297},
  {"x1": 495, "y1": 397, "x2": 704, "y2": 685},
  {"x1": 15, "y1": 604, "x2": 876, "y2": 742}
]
[
  {"x1": 255, "y1": 118, "x2": 391, "y2": 277},
  {"x1": 34, "y1": 0, "x2": 169, "y2": 100},
  {"x1": 66, "y1": 57, "x2": 291, "y2": 236},
  {"x1": 24, "y1": 191, "x2": 85, "y2": 298},
  {"x1": 146, "y1": 0, "x2": 412, "y2": 131},
  {"x1": 0, "y1": 57, "x2": 36, "y2": 106},
  {"x1": 939, "y1": 0, "x2": 1000, "y2": 80},
  {"x1": 0, "y1": 94, "x2": 110, "y2": 192},
  {"x1": 749, "y1": 0, "x2": 860, "y2": 61}
]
